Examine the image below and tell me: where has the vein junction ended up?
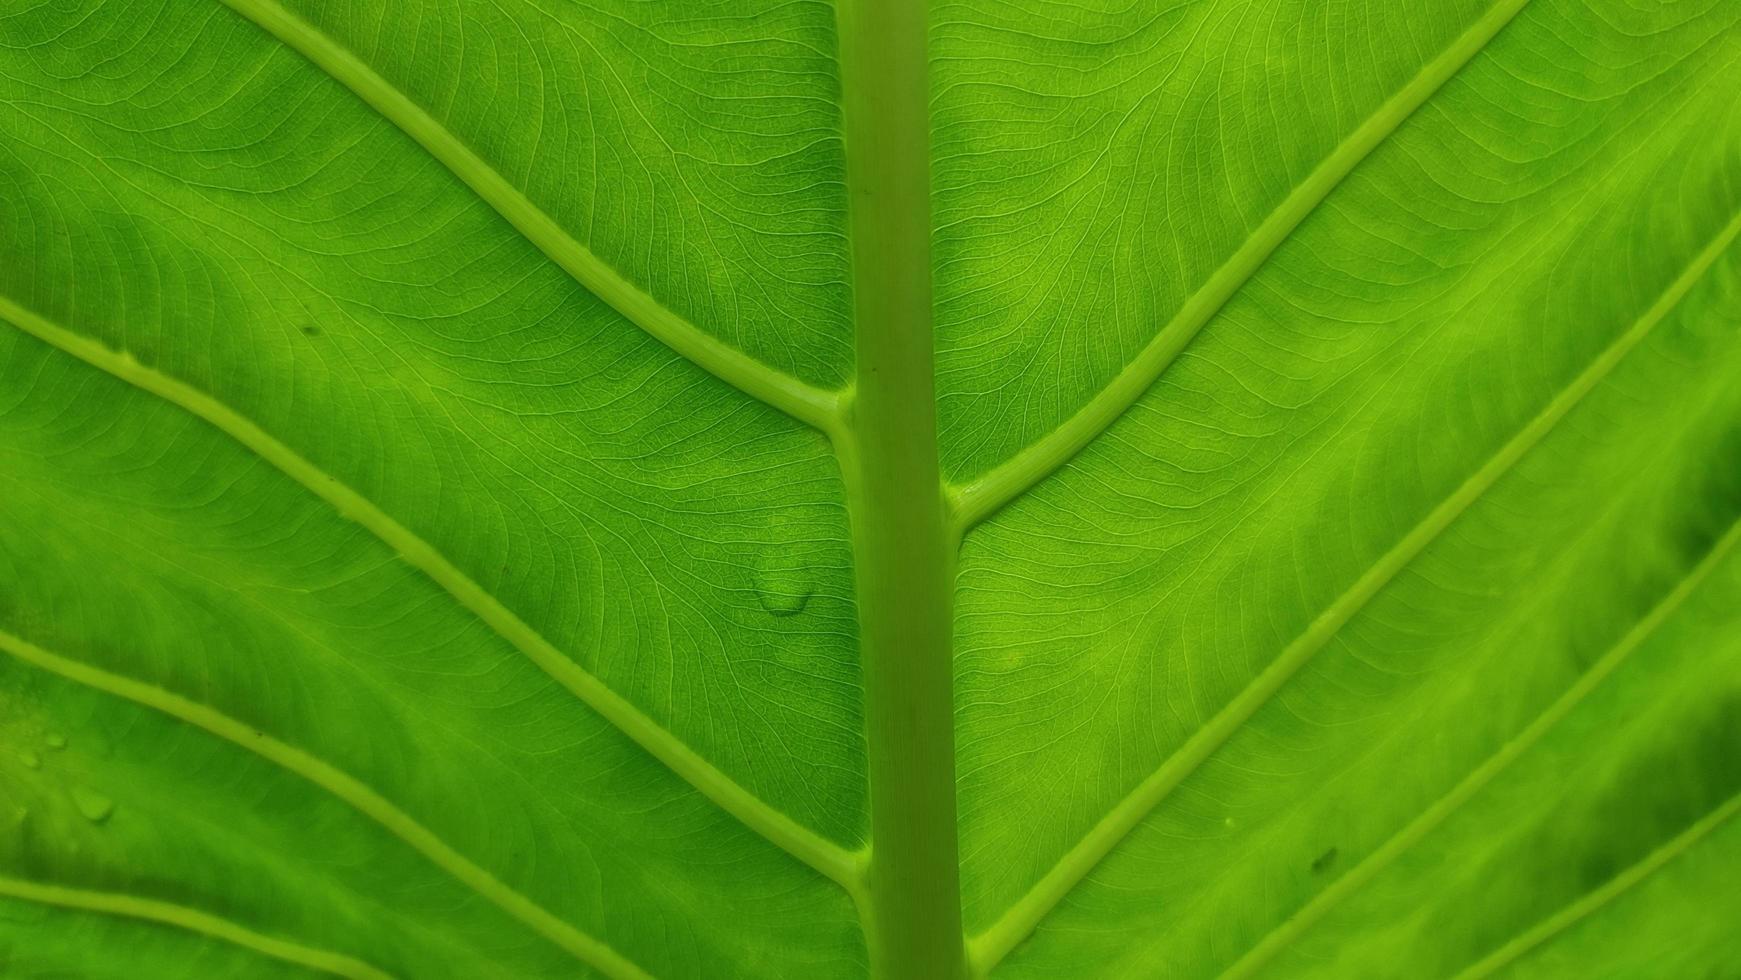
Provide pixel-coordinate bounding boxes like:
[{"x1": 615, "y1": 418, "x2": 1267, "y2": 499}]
[
  {"x1": 966, "y1": 168, "x2": 1741, "y2": 974},
  {"x1": 218, "y1": 0, "x2": 842, "y2": 436},
  {"x1": 945, "y1": 0, "x2": 1535, "y2": 533},
  {"x1": 0, "y1": 293, "x2": 856, "y2": 897},
  {"x1": 5, "y1": 0, "x2": 1731, "y2": 976}
]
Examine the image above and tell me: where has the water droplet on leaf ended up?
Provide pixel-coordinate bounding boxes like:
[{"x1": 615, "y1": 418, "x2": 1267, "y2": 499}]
[
  {"x1": 748, "y1": 507, "x2": 825, "y2": 618},
  {"x1": 752, "y1": 552, "x2": 813, "y2": 618},
  {"x1": 754, "y1": 573, "x2": 811, "y2": 617},
  {"x1": 44, "y1": 733, "x2": 66, "y2": 750},
  {"x1": 19, "y1": 751, "x2": 40, "y2": 770},
  {"x1": 70, "y1": 787, "x2": 113, "y2": 824}
]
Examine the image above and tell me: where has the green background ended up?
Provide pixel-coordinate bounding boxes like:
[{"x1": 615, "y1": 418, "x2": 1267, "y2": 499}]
[{"x1": 2, "y1": 0, "x2": 1739, "y2": 977}]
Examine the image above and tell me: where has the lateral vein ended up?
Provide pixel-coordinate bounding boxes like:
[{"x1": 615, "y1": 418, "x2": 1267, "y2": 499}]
[
  {"x1": 1452, "y1": 787, "x2": 1741, "y2": 980},
  {"x1": 964, "y1": 191, "x2": 1741, "y2": 977},
  {"x1": 947, "y1": 0, "x2": 1533, "y2": 533},
  {"x1": 0, "y1": 629, "x2": 650, "y2": 980},
  {"x1": 1217, "y1": 513, "x2": 1741, "y2": 980},
  {"x1": 0, "y1": 294, "x2": 860, "y2": 894},
  {"x1": 0, "y1": 874, "x2": 398, "y2": 980},
  {"x1": 214, "y1": 0, "x2": 841, "y2": 432}
]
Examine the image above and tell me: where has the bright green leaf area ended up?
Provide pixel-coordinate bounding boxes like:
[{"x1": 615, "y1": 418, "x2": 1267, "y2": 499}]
[{"x1": 2, "y1": 0, "x2": 1739, "y2": 977}]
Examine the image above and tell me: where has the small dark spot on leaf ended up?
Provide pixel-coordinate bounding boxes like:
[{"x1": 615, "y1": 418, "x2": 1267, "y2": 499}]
[
  {"x1": 1311, "y1": 847, "x2": 1338, "y2": 874},
  {"x1": 299, "y1": 324, "x2": 320, "y2": 337}
]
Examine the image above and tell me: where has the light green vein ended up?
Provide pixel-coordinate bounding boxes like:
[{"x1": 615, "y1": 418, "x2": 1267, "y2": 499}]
[
  {"x1": 964, "y1": 189, "x2": 1741, "y2": 978},
  {"x1": 946, "y1": 0, "x2": 1532, "y2": 534},
  {"x1": 1452, "y1": 787, "x2": 1741, "y2": 980},
  {"x1": 0, "y1": 294, "x2": 860, "y2": 895},
  {"x1": 213, "y1": 0, "x2": 841, "y2": 433},
  {"x1": 0, "y1": 627, "x2": 650, "y2": 980},
  {"x1": 0, "y1": 874, "x2": 396, "y2": 980},
  {"x1": 1217, "y1": 513, "x2": 1741, "y2": 980}
]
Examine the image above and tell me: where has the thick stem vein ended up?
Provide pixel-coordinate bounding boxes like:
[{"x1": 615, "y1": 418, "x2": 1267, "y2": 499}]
[{"x1": 834, "y1": 0, "x2": 968, "y2": 974}]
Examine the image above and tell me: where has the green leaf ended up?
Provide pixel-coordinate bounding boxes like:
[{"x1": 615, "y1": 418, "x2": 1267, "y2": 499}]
[{"x1": 2, "y1": 0, "x2": 1738, "y2": 978}]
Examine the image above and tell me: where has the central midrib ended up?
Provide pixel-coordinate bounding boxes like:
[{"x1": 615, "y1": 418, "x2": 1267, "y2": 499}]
[{"x1": 833, "y1": 0, "x2": 969, "y2": 978}]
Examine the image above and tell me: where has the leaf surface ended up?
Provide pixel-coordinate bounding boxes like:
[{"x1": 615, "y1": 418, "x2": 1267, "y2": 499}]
[{"x1": 1, "y1": 0, "x2": 1738, "y2": 978}]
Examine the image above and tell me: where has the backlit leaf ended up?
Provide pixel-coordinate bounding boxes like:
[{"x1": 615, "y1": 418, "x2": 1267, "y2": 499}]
[{"x1": 2, "y1": 1, "x2": 1738, "y2": 977}]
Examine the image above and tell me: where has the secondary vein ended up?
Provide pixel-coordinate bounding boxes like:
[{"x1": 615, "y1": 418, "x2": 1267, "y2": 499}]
[
  {"x1": 0, "y1": 628, "x2": 649, "y2": 980},
  {"x1": 946, "y1": 0, "x2": 1533, "y2": 534},
  {"x1": 0, "y1": 294, "x2": 860, "y2": 895},
  {"x1": 1216, "y1": 512, "x2": 1741, "y2": 980},
  {"x1": 964, "y1": 186, "x2": 1741, "y2": 978},
  {"x1": 1452, "y1": 787, "x2": 1741, "y2": 980},
  {"x1": 0, "y1": 874, "x2": 397, "y2": 980},
  {"x1": 214, "y1": 0, "x2": 841, "y2": 433}
]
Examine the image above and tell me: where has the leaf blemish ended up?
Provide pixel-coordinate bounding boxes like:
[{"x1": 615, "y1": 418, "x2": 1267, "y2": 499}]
[{"x1": 1311, "y1": 847, "x2": 1339, "y2": 874}]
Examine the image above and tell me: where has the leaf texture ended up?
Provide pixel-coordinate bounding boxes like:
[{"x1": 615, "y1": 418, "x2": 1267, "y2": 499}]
[{"x1": 1, "y1": 0, "x2": 1738, "y2": 978}]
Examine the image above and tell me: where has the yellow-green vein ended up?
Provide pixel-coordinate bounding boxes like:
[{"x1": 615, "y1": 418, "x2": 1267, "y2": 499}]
[
  {"x1": 964, "y1": 191, "x2": 1741, "y2": 978},
  {"x1": 0, "y1": 294, "x2": 860, "y2": 895},
  {"x1": 1217, "y1": 512, "x2": 1741, "y2": 980},
  {"x1": 1452, "y1": 788, "x2": 1741, "y2": 980},
  {"x1": 0, "y1": 628, "x2": 649, "y2": 980},
  {"x1": 214, "y1": 0, "x2": 842, "y2": 434},
  {"x1": 946, "y1": 0, "x2": 1532, "y2": 534},
  {"x1": 0, "y1": 874, "x2": 397, "y2": 980}
]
